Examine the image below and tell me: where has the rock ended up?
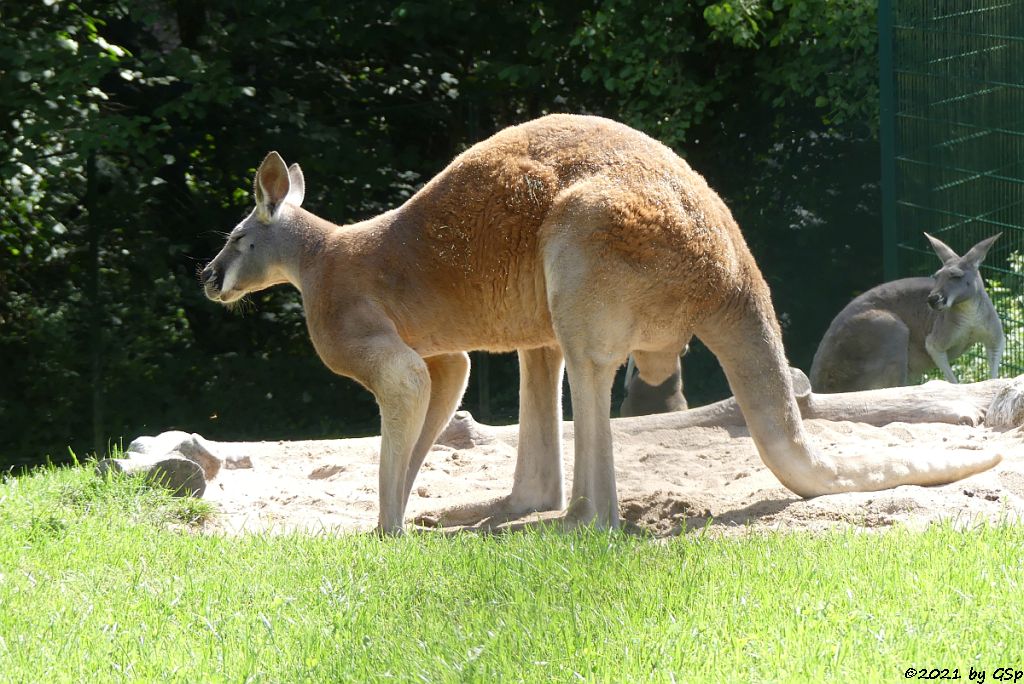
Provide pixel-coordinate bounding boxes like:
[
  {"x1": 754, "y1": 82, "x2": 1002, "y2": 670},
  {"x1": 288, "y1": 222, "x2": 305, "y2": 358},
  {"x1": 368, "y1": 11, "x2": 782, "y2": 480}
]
[
  {"x1": 126, "y1": 431, "x2": 223, "y2": 480},
  {"x1": 986, "y1": 377, "x2": 1024, "y2": 428},
  {"x1": 789, "y1": 367, "x2": 812, "y2": 401},
  {"x1": 95, "y1": 453, "x2": 206, "y2": 497},
  {"x1": 126, "y1": 430, "x2": 192, "y2": 455},
  {"x1": 180, "y1": 433, "x2": 223, "y2": 478},
  {"x1": 224, "y1": 453, "x2": 253, "y2": 470},
  {"x1": 436, "y1": 411, "x2": 496, "y2": 449}
]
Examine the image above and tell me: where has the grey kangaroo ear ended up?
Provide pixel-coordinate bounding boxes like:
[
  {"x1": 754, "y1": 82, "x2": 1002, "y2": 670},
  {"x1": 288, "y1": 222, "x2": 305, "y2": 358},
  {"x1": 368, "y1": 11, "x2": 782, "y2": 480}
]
[
  {"x1": 924, "y1": 233, "x2": 959, "y2": 265},
  {"x1": 254, "y1": 151, "x2": 291, "y2": 218},
  {"x1": 962, "y1": 233, "x2": 1001, "y2": 266},
  {"x1": 285, "y1": 163, "x2": 305, "y2": 207}
]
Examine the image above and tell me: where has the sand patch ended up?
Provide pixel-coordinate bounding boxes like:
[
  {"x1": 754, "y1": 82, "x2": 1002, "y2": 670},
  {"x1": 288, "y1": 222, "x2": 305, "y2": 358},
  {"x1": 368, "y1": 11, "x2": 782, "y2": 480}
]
[{"x1": 193, "y1": 414, "x2": 1024, "y2": 537}]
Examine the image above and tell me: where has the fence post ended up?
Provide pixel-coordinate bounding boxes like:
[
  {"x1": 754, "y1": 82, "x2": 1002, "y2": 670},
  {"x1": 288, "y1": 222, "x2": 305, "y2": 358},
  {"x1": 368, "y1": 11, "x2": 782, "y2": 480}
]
[
  {"x1": 879, "y1": 0, "x2": 899, "y2": 281},
  {"x1": 85, "y1": 151, "x2": 105, "y2": 458}
]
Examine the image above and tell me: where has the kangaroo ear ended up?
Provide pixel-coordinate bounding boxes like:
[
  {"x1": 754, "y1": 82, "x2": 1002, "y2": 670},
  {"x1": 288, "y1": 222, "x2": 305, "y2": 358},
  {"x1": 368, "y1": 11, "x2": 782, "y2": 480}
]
[
  {"x1": 924, "y1": 233, "x2": 959, "y2": 265},
  {"x1": 963, "y1": 233, "x2": 1001, "y2": 266},
  {"x1": 285, "y1": 163, "x2": 305, "y2": 207},
  {"x1": 254, "y1": 151, "x2": 291, "y2": 218}
]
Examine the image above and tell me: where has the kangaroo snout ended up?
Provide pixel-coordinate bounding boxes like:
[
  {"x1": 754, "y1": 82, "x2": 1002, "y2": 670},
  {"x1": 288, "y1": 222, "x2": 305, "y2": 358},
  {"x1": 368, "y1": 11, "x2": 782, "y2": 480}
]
[
  {"x1": 201, "y1": 264, "x2": 223, "y2": 299},
  {"x1": 927, "y1": 291, "x2": 945, "y2": 310}
]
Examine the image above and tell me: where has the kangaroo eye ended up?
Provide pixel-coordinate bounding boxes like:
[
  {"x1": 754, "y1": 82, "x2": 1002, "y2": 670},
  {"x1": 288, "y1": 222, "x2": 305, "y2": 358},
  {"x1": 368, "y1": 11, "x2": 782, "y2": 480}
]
[{"x1": 249, "y1": 243, "x2": 255, "y2": 250}]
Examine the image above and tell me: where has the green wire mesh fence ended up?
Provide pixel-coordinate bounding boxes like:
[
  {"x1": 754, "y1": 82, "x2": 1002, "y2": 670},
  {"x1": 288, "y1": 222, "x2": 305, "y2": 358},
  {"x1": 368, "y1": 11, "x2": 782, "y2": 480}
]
[{"x1": 880, "y1": 0, "x2": 1024, "y2": 378}]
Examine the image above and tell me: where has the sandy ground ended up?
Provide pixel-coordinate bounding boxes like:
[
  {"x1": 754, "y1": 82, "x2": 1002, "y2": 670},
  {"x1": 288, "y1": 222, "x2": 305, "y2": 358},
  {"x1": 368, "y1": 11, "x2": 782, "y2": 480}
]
[{"x1": 194, "y1": 410, "x2": 1024, "y2": 537}]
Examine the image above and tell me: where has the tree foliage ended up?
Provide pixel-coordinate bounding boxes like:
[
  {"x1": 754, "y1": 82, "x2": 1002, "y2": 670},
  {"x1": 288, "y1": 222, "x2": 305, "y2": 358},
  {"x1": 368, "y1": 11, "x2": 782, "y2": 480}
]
[{"x1": 0, "y1": 0, "x2": 881, "y2": 467}]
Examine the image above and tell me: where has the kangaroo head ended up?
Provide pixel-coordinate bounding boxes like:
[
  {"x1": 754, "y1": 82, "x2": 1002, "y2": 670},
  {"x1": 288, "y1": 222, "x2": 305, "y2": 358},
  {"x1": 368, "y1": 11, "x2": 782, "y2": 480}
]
[
  {"x1": 202, "y1": 152, "x2": 306, "y2": 304},
  {"x1": 924, "y1": 232, "x2": 1000, "y2": 311}
]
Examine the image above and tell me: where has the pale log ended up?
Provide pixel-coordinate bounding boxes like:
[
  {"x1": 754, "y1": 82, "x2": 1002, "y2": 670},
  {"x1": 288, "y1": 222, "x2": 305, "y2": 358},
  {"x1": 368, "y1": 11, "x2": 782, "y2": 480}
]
[{"x1": 611, "y1": 371, "x2": 1024, "y2": 433}]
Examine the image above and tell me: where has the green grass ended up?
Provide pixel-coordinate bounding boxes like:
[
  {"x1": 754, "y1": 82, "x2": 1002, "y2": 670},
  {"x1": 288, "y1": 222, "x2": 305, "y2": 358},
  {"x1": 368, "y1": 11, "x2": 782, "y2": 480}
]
[{"x1": 1, "y1": 466, "x2": 1023, "y2": 683}]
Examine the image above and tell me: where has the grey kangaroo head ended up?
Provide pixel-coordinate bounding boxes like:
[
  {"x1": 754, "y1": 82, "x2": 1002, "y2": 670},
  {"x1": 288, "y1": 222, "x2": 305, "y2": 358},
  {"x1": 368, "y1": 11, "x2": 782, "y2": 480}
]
[
  {"x1": 202, "y1": 151, "x2": 305, "y2": 304},
  {"x1": 923, "y1": 232, "x2": 1000, "y2": 311}
]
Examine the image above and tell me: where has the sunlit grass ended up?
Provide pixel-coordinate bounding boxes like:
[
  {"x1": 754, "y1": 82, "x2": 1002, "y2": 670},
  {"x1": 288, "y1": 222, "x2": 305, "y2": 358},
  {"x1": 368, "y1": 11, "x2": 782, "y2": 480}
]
[{"x1": 1, "y1": 465, "x2": 1022, "y2": 682}]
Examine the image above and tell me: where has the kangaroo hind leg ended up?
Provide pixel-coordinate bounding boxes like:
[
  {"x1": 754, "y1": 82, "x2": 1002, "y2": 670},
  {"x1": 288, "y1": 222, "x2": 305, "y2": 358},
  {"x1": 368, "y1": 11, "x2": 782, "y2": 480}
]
[
  {"x1": 543, "y1": 236, "x2": 634, "y2": 529},
  {"x1": 414, "y1": 345, "x2": 566, "y2": 529},
  {"x1": 560, "y1": 340, "x2": 624, "y2": 528},
  {"x1": 814, "y1": 313, "x2": 910, "y2": 393},
  {"x1": 843, "y1": 314, "x2": 911, "y2": 390}
]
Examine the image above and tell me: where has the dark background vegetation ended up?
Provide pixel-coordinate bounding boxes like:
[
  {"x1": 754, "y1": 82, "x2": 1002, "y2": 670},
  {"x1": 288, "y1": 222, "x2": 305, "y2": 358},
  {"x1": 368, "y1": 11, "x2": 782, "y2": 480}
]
[{"x1": 1, "y1": 0, "x2": 881, "y2": 468}]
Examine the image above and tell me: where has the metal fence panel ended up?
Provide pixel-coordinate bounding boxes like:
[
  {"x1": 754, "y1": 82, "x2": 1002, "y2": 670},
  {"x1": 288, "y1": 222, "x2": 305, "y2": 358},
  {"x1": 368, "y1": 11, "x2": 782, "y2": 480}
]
[{"x1": 881, "y1": 0, "x2": 1024, "y2": 376}]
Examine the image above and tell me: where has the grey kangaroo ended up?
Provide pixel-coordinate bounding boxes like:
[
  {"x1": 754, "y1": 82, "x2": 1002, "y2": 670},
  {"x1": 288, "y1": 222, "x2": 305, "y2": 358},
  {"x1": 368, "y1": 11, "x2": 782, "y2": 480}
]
[
  {"x1": 619, "y1": 349, "x2": 688, "y2": 417},
  {"x1": 810, "y1": 233, "x2": 1004, "y2": 393}
]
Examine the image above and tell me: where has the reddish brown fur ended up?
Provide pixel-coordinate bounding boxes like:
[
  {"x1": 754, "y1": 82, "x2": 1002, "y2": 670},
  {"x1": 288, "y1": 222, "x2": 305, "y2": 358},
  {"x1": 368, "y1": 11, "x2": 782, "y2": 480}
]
[
  {"x1": 302, "y1": 115, "x2": 754, "y2": 368},
  {"x1": 203, "y1": 114, "x2": 1000, "y2": 533}
]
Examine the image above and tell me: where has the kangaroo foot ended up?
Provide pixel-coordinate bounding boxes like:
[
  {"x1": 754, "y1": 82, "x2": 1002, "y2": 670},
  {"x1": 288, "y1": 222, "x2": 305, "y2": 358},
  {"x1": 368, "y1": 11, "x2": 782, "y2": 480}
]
[
  {"x1": 488, "y1": 509, "x2": 646, "y2": 535},
  {"x1": 412, "y1": 493, "x2": 562, "y2": 530},
  {"x1": 413, "y1": 497, "x2": 647, "y2": 536}
]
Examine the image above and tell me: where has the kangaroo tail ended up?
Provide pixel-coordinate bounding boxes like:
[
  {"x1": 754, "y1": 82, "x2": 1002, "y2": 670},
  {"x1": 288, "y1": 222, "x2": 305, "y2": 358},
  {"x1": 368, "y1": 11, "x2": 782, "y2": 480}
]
[{"x1": 697, "y1": 287, "x2": 1000, "y2": 497}]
